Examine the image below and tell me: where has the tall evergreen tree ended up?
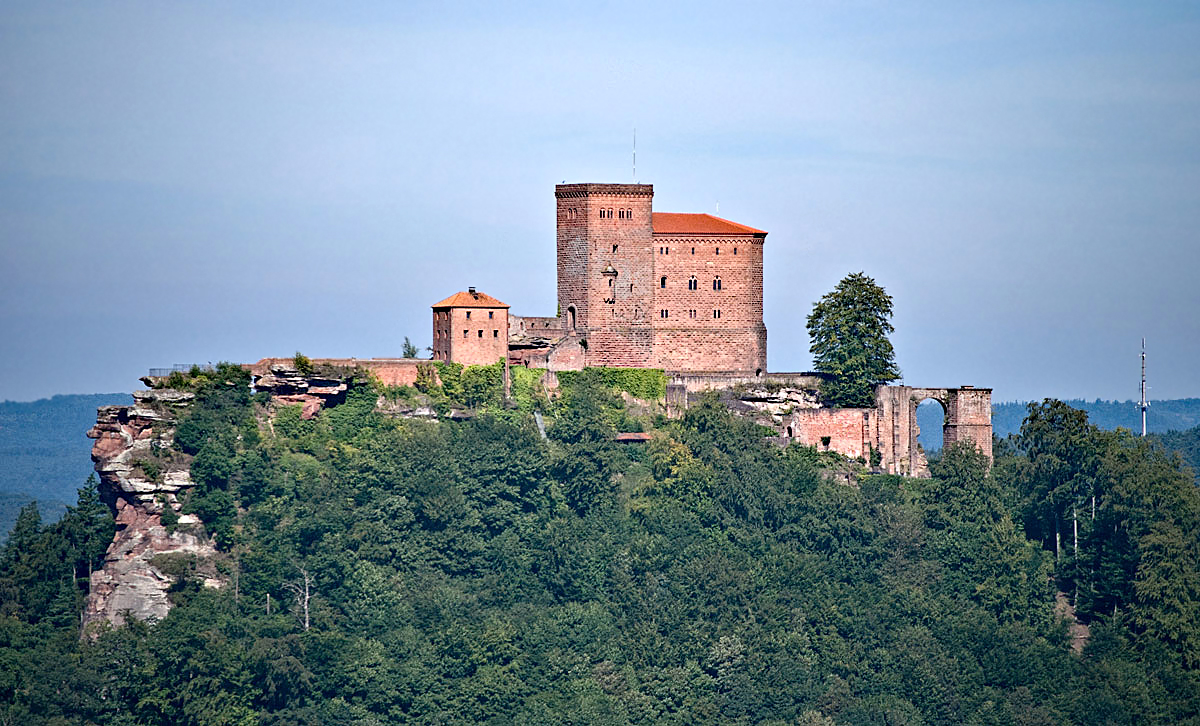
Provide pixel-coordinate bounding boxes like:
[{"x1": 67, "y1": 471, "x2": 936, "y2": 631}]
[{"x1": 806, "y1": 272, "x2": 900, "y2": 407}]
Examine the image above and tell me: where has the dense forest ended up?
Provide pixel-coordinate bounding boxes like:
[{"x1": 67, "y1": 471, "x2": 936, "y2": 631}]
[{"x1": 2, "y1": 366, "x2": 1198, "y2": 725}]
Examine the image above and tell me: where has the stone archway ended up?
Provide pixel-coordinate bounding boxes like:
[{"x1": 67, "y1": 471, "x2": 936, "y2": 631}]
[{"x1": 876, "y1": 385, "x2": 993, "y2": 476}]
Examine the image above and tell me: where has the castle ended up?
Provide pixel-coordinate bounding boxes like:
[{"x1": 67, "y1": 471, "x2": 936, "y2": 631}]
[
  {"x1": 245, "y1": 180, "x2": 992, "y2": 476},
  {"x1": 440, "y1": 183, "x2": 768, "y2": 374}
]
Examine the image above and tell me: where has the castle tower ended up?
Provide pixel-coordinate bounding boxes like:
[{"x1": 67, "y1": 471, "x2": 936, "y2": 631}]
[
  {"x1": 431, "y1": 288, "x2": 510, "y2": 366},
  {"x1": 555, "y1": 184, "x2": 656, "y2": 367}
]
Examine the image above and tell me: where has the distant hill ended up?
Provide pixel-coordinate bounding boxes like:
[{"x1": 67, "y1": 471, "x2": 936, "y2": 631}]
[
  {"x1": 0, "y1": 393, "x2": 130, "y2": 538},
  {"x1": 1151, "y1": 426, "x2": 1200, "y2": 482},
  {"x1": 918, "y1": 397, "x2": 1200, "y2": 452}
]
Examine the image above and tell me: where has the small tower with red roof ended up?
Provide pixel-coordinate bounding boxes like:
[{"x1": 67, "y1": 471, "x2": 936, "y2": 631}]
[{"x1": 431, "y1": 288, "x2": 510, "y2": 366}]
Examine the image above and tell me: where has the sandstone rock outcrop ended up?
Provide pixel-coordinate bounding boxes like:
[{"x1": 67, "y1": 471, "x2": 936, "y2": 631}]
[
  {"x1": 84, "y1": 389, "x2": 222, "y2": 631},
  {"x1": 253, "y1": 364, "x2": 349, "y2": 419}
]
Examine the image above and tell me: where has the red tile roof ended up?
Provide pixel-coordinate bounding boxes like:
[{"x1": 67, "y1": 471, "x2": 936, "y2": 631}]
[
  {"x1": 652, "y1": 213, "x2": 765, "y2": 235},
  {"x1": 431, "y1": 290, "x2": 510, "y2": 308},
  {"x1": 615, "y1": 432, "x2": 654, "y2": 443}
]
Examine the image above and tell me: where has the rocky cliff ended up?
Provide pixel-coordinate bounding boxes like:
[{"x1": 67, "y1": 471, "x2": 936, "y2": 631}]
[{"x1": 83, "y1": 389, "x2": 222, "y2": 631}]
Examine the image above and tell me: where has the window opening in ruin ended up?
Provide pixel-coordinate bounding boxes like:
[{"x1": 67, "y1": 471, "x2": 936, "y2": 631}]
[
  {"x1": 688, "y1": 276, "x2": 697, "y2": 290},
  {"x1": 691, "y1": 247, "x2": 695, "y2": 254},
  {"x1": 568, "y1": 306, "x2": 576, "y2": 329},
  {"x1": 734, "y1": 248, "x2": 738, "y2": 255},
  {"x1": 821, "y1": 436, "x2": 831, "y2": 448},
  {"x1": 478, "y1": 330, "x2": 483, "y2": 337},
  {"x1": 787, "y1": 426, "x2": 793, "y2": 437},
  {"x1": 660, "y1": 276, "x2": 667, "y2": 288},
  {"x1": 463, "y1": 330, "x2": 468, "y2": 337},
  {"x1": 916, "y1": 398, "x2": 950, "y2": 455},
  {"x1": 715, "y1": 248, "x2": 720, "y2": 255},
  {"x1": 756, "y1": 368, "x2": 762, "y2": 377},
  {"x1": 613, "y1": 244, "x2": 618, "y2": 252},
  {"x1": 493, "y1": 330, "x2": 498, "y2": 337},
  {"x1": 713, "y1": 277, "x2": 722, "y2": 291}
]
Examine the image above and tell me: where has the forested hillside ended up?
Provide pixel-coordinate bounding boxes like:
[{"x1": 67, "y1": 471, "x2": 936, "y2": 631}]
[
  {"x1": 1, "y1": 368, "x2": 1198, "y2": 725},
  {"x1": 0, "y1": 393, "x2": 130, "y2": 537}
]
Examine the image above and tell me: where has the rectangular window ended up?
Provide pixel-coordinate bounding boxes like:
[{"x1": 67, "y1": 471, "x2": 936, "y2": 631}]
[
  {"x1": 463, "y1": 330, "x2": 468, "y2": 337},
  {"x1": 493, "y1": 330, "x2": 498, "y2": 337},
  {"x1": 488, "y1": 311, "x2": 494, "y2": 319},
  {"x1": 713, "y1": 310, "x2": 721, "y2": 319},
  {"x1": 466, "y1": 311, "x2": 471, "y2": 319},
  {"x1": 478, "y1": 330, "x2": 483, "y2": 337},
  {"x1": 660, "y1": 310, "x2": 669, "y2": 318}
]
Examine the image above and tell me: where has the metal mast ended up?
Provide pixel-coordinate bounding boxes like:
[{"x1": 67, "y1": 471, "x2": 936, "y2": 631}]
[{"x1": 1140, "y1": 338, "x2": 1148, "y2": 437}]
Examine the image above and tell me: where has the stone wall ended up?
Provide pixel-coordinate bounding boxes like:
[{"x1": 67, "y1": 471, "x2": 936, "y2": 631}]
[{"x1": 247, "y1": 357, "x2": 424, "y2": 388}]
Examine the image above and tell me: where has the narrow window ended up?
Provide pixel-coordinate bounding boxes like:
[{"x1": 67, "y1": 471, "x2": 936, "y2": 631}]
[
  {"x1": 665, "y1": 247, "x2": 669, "y2": 255},
  {"x1": 608, "y1": 278, "x2": 613, "y2": 287},
  {"x1": 466, "y1": 311, "x2": 471, "y2": 319},
  {"x1": 493, "y1": 330, "x2": 498, "y2": 338},
  {"x1": 618, "y1": 209, "x2": 625, "y2": 219},
  {"x1": 478, "y1": 330, "x2": 483, "y2": 337},
  {"x1": 488, "y1": 311, "x2": 494, "y2": 319},
  {"x1": 733, "y1": 248, "x2": 738, "y2": 255},
  {"x1": 660, "y1": 276, "x2": 667, "y2": 288},
  {"x1": 688, "y1": 276, "x2": 697, "y2": 290},
  {"x1": 715, "y1": 248, "x2": 720, "y2": 255},
  {"x1": 463, "y1": 330, "x2": 468, "y2": 337},
  {"x1": 713, "y1": 277, "x2": 722, "y2": 291},
  {"x1": 691, "y1": 247, "x2": 695, "y2": 254},
  {"x1": 689, "y1": 309, "x2": 697, "y2": 318},
  {"x1": 713, "y1": 309, "x2": 721, "y2": 318},
  {"x1": 599, "y1": 209, "x2": 604, "y2": 219},
  {"x1": 660, "y1": 309, "x2": 669, "y2": 318},
  {"x1": 612, "y1": 244, "x2": 618, "y2": 252}
]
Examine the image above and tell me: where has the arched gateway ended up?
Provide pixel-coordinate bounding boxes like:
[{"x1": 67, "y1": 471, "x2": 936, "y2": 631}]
[{"x1": 876, "y1": 385, "x2": 993, "y2": 476}]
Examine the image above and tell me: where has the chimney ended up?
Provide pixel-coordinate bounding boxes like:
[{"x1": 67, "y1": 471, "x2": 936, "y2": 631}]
[{"x1": 469, "y1": 287, "x2": 477, "y2": 296}]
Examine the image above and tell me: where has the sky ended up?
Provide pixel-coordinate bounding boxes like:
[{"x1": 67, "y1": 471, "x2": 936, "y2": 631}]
[{"x1": 1, "y1": 1, "x2": 1198, "y2": 404}]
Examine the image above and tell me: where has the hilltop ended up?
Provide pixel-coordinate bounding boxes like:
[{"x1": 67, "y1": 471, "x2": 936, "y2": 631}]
[{"x1": 0, "y1": 363, "x2": 1198, "y2": 724}]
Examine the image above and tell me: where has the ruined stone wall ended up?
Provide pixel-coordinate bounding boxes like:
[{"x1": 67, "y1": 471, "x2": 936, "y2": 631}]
[
  {"x1": 248, "y1": 357, "x2": 424, "y2": 388},
  {"x1": 787, "y1": 407, "x2": 878, "y2": 460},
  {"x1": 510, "y1": 315, "x2": 563, "y2": 337}
]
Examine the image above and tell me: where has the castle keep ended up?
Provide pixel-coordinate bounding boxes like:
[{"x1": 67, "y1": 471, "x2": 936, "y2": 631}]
[{"x1": 547, "y1": 183, "x2": 767, "y2": 374}]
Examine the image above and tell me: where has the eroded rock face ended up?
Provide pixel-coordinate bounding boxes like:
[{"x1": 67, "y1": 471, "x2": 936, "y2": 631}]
[
  {"x1": 254, "y1": 364, "x2": 349, "y2": 419},
  {"x1": 84, "y1": 389, "x2": 222, "y2": 631}
]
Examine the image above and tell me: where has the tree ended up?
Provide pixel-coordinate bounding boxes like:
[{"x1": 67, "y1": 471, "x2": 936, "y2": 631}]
[
  {"x1": 806, "y1": 272, "x2": 900, "y2": 407},
  {"x1": 402, "y1": 337, "x2": 419, "y2": 358}
]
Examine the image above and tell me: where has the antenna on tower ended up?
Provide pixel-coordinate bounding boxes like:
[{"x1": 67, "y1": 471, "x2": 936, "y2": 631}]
[
  {"x1": 1140, "y1": 338, "x2": 1149, "y2": 437},
  {"x1": 632, "y1": 128, "x2": 637, "y2": 183}
]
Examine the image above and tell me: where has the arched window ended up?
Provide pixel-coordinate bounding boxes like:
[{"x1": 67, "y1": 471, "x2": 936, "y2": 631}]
[
  {"x1": 688, "y1": 276, "x2": 697, "y2": 290},
  {"x1": 713, "y1": 309, "x2": 721, "y2": 319},
  {"x1": 568, "y1": 306, "x2": 577, "y2": 329},
  {"x1": 618, "y1": 209, "x2": 625, "y2": 219},
  {"x1": 713, "y1": 276, "x2": 722, "y2": 291},
  {"x1": 660, "y1": 276, "x2": 667, "y2": 288},
  {"x1": 733, "y1": 248, "x2": 738, "y2": 255}
]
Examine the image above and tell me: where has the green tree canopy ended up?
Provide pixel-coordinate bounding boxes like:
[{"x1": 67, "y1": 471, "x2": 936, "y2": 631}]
[{"x1": 806, "y1": 272, "x2": 900, "y2": 407}]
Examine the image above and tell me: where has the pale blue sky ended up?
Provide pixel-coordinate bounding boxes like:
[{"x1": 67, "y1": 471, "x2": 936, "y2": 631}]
[{"x1": 2, "y1": 1, "x2": 1198, "y2": 402}]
